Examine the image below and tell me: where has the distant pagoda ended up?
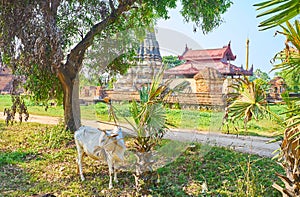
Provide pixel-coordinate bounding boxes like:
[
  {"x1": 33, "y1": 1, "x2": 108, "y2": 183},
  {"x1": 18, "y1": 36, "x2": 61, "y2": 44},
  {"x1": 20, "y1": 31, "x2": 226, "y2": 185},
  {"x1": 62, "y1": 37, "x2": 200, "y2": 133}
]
[{"x1": 113, "y1": 30, "x2": 163, "y2": 91}]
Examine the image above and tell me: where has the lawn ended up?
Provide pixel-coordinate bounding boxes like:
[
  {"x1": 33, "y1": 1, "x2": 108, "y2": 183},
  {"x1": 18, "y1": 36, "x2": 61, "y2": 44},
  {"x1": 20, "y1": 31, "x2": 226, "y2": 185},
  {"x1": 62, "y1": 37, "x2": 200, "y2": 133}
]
[
  {"x1": 0, "y1": 121, "x2": 283, "y2": 196},
  {"x1": 92, "y1": 101, "x2": 286, "y2": 137},
  {"x1": 0, "y1": 95, "x2": 286, "y2": 137}
]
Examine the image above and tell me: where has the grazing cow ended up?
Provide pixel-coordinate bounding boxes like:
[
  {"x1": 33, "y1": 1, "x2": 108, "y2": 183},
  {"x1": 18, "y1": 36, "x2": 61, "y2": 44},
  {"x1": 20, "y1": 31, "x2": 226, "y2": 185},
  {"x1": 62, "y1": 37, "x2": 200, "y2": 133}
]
[{"x1": 74, "y1": 126, "x2": 126, "y2": 189}]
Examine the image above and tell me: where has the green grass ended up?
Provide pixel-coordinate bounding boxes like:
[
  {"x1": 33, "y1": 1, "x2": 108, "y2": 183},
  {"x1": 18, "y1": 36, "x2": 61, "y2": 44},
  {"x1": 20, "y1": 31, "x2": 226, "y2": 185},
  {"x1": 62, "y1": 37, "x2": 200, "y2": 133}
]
[
  {"x1": 0, "y1": 121, "x2": 283, "y2": 196},
  {"x1": 0, "y1": 95, "x2": 286, "y2": 137},
  {"x1": 0, "y1": 94, "x2": 12, "y2": 111}
]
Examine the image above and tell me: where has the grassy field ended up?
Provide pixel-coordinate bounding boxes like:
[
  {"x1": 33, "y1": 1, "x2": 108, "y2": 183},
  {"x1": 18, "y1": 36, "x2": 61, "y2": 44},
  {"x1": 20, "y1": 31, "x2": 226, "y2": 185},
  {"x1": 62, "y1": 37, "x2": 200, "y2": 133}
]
[
  {"x1": 82, "y1": 101, "x2": 287, "y2": 137},
  {"x1": 0, "y1": 121, "x2": 283, "y2": 196},
  {"x1": 0, "y1": 95, "x2": 286, "y2": 136}
]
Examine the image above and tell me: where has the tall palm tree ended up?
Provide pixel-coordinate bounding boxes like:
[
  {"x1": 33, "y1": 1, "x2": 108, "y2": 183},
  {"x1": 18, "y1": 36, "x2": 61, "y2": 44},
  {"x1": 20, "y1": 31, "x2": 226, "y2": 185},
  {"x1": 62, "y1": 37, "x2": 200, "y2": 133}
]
[
  {"x1": 268, "y1": 20, "x2": 300, "y2": 196},
  {"x1": 256, "y1": 1, "x2": 300, "y2": 194}
]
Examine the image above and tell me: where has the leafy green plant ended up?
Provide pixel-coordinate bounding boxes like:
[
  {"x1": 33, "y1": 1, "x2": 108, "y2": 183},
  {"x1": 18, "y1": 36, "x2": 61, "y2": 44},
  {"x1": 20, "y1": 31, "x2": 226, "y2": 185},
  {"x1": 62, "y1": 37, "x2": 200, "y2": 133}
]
[
  {"x1": 110, "y1": 66, "x2": 189, "y2": 194},
  {"x1": 227, "y1": 77, "x2": 276, "y2": 132},
  {"x1": 0, "y1": 150, "x2": 33, "y2": 166},
  {"x1": 126, "y1": 67, "x2": 170, "y2": 194}
]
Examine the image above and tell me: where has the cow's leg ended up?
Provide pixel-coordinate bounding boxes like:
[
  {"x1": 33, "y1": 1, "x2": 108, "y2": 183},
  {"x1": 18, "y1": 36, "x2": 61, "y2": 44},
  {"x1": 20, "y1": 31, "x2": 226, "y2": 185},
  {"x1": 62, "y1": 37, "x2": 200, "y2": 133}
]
[
  {"x1": 75, "y1": 140, "x2": 85, "y2": 181},
  {"x1": 107, "y1": 160, "x2": 113, "y2": 189},
  {"x1": 113, "y1": 163, "x2": 118, "y2": 183}
]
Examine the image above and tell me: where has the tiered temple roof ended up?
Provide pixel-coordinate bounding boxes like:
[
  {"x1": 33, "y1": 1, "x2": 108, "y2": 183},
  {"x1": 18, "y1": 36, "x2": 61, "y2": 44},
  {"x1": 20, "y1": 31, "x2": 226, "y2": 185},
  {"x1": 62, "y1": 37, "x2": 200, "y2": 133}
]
[{"x1": 166, "y1": 42, "x2": 253, "y2": 77}]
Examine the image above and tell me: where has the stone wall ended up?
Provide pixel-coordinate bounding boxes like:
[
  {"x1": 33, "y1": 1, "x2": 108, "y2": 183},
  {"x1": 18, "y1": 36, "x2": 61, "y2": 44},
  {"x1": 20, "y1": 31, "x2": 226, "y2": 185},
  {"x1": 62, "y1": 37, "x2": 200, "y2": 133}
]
[
  {"x1": 166, "y1": 93, "x2": 224, "y2": 106},
  {"x1": 105, "y1": 90, "x2": 224, "y2": 106},
  {"x1": 106, "y1": 90, "x2": 140, "y2": 101}
]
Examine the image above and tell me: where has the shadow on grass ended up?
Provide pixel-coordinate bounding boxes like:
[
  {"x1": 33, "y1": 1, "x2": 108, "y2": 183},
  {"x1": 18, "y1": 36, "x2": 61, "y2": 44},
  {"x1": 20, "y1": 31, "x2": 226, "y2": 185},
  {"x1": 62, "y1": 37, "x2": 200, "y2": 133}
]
[
  {"x1": 0, "y1": 164, "x2": 32, "y2": 196},
  {"x1": 0, "y1": 163, "x2": 56, "y2": 197}
]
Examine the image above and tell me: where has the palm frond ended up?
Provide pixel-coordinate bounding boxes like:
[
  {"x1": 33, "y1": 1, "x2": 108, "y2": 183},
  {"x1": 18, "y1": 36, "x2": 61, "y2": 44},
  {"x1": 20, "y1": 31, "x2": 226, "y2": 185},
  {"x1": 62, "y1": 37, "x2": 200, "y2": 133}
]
[
  {"x1": 271, "y1": 20, "x2": 300, "y2": 74},
  {"x1": 227, "y1": 77, "x2": 275, "y2": 130},
  {"x1": 254, "y1": 0, "x2": 300, "y2": 30}
]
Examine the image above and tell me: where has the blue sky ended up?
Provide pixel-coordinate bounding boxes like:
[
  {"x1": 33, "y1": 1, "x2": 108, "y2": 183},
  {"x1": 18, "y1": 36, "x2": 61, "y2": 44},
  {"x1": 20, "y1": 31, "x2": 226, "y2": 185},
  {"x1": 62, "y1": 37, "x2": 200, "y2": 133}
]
[{"x1": 156, "y1": 0, "x2": 286, "y2": 77}]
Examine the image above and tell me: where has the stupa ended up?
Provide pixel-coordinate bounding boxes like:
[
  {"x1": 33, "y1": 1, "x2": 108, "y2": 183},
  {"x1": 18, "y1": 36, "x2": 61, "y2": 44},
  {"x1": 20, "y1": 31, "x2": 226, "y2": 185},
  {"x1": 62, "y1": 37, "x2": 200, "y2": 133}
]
[{"x1": 113, "y1": 30, "x2": 163, "y2": 91}]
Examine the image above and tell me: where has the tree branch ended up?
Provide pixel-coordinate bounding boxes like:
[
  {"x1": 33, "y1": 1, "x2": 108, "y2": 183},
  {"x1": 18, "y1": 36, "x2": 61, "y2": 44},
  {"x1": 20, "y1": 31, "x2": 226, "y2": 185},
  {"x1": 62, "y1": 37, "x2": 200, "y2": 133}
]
[
  {"x1": 50, "y1": 0, "x2": 61, "y2": 17},
  {"x1": 109, "y1": 0, "x2": 116, "y2": 12},
  {"x1": 66, "y1": 0, "x2": 137, "y2": 74}
]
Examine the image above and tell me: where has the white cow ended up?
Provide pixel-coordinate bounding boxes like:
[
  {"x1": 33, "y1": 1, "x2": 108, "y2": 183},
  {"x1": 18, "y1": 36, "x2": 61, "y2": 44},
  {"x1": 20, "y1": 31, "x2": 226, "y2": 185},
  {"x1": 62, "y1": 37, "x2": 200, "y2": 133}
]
[{"x1": 74, "y1": 126, "x2": 126, "y2": 189}]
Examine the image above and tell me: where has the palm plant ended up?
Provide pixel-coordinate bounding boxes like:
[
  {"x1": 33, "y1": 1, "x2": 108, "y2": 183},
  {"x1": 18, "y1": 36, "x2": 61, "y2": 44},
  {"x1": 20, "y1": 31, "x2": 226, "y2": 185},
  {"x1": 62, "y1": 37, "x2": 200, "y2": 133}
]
[
  {"x1": 122, "y1": 66, "x2": 183, "y2": 194},
  {"x1": 273, "y1": 117, "x2": 300, "y2": 196},
  {"x1": 271, "y1": 20, "x2": 300, "y2": 82},
  {"x1": 254, "y1": 0, "x2": 300, "y2": 30},
  {"x1": 256, "y1": 1, "x2": 300, "y2": 193},
  {"x1": 268, "y1": 20, "x2": 300, "y2": 196},
  {"x1": 227, "y1": 77, "x2": 274, "y2": 132}
]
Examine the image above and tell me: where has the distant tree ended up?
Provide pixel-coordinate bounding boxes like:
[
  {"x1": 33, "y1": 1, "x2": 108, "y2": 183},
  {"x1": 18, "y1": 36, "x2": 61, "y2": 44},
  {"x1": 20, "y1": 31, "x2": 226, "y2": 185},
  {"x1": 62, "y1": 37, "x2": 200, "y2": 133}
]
[
  {"x1": 249, "y1": 69, "x2": 271, "y2": 92},
  {"x1": 0, "y1": 0, "x2": 232, "y2": 131},
  {"x1": 275, "y1": 70, "x2": 300, "y2": 93},
  {"x1": 249, "y1": 69, "x2": 270, "y2": 82},
  {"x1": 162, "y1": 55, "x2": 185, "y2": 69}
]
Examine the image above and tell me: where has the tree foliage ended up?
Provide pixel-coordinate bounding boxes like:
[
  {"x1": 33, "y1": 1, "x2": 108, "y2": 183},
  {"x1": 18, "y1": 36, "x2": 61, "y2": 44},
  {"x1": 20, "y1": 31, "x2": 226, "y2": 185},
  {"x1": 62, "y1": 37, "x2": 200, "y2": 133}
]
[
  {"x1": 0, "y1": 0, "x2": 233, "y2": 130},
  {"x1": 249, "y1": 69, "x2": 271, "y2": 92},
  {"x1": 276, "y1": 69, "x2": 300, "y2": 93},
  {"x1": 249, "y1": 68, "x2": 270, "y2": 82},
  {"x1": 162, "y1": 55, "x2": 185, "y2": 69}
]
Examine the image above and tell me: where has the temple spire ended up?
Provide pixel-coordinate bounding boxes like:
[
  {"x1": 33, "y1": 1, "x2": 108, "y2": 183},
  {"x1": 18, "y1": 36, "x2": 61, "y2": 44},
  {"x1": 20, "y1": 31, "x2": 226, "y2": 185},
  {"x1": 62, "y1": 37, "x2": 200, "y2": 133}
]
[
  {"x1": 245, "y1": 38, "x2": 249, "y2": 70},
  {"x1": 137, "y1": 29, "x2": 162, "y2": 62}
]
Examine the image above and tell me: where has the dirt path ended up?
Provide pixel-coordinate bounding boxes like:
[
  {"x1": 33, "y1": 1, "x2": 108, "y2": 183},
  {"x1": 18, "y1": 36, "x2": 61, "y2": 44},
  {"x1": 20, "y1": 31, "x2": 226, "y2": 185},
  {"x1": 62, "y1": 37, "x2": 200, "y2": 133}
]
[{"x1": 0, "y1": 114, "x2": 281, "y2": 158}]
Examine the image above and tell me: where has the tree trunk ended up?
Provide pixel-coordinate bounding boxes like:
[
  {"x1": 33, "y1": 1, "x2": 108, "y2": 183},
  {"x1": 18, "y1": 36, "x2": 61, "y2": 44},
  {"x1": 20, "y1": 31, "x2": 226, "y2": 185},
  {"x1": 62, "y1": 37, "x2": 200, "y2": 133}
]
[
  {"x1": 58, "y1": 68, "x2": 81, "y2": 132},
  {"x1": 134, "y1": 151, "x2": 159, "y2": 195},
  {"x1": 72, "y1": 75, "x2": 81, "y2": 130}
]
